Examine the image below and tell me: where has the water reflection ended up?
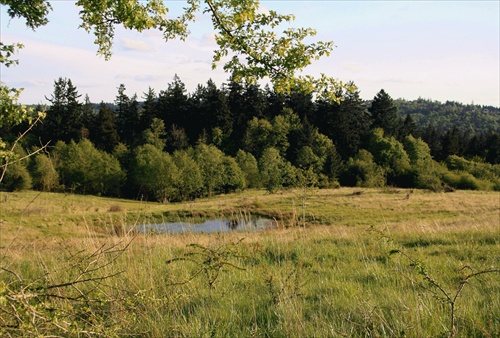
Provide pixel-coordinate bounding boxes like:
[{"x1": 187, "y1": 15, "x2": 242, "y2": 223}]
[{"x1": 137, "y1": 218, "x2": 275, "y2": 234}]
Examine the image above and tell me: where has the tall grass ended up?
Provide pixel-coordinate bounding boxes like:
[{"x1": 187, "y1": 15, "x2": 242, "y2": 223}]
[{"x1": 1, "y1": 188, "x2": 499, "y2": 336}]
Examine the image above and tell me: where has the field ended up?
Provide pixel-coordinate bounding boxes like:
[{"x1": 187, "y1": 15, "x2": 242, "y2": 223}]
[{"x1": 1, "y1": 188, "x2": 499, "y2": 337}]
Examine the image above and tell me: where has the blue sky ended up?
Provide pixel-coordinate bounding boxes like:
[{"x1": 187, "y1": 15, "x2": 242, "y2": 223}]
[{"x1": 1, "y1": 1, "x2": 499, "y2": 106}]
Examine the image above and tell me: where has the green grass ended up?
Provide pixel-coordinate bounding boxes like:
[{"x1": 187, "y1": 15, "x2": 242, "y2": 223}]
[{"x1": 0, "y1": 188, "x2": 499, "y2": 337}]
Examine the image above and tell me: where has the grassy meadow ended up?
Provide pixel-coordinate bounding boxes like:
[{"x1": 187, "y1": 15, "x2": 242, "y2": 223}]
[{"x1": 0, "y1": 188, "x2": 499, "y2": 337}]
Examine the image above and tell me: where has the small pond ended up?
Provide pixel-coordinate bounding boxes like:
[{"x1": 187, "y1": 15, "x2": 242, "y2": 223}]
[{"x1": 136, "y1": 217, "x2": 275, "y2": 234}]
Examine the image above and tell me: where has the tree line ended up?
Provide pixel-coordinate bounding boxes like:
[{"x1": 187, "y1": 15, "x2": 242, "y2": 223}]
[{"x1": 1, "y1": 76, "x2": 499, "y2": 199}]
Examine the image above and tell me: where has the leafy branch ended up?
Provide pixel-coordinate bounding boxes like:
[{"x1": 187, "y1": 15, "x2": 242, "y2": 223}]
[{"x1": 205, "y1": 0, "x2": 352, "y2": 101}]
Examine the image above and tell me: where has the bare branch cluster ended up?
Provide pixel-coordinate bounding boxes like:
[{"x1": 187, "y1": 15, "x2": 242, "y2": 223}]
[{"x1": 0, "y1": 240, "x2": 133, "y2": 336}]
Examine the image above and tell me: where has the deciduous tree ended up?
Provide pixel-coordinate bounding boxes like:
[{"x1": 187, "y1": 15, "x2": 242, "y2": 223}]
[
  {"x1": 235, "y1": 149, "x2": 260, "y2": 188},
  {"x1": 129, "y1": 144, "x2": 179, "y2": 201},
  {"x1": 53, "y1": 139, "x2": 125, "y2": 196}
]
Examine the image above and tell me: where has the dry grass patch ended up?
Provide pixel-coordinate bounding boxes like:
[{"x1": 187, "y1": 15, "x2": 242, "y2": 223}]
[{"x1": 108, "y1": 204, "x2": 124, "y2": 212}]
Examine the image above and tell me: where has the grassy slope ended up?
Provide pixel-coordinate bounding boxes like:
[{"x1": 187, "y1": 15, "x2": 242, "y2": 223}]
[{"x1": 0, "y1": 188, "x2": 499, "y2": 337}]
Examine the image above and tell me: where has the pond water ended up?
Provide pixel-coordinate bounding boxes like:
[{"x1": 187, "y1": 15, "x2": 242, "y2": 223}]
[{"x1": 136, "y1": 218, "x2": 275, "y2": 234}]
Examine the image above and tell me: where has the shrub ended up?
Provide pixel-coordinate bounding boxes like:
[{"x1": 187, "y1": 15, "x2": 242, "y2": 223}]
[
  {"x1": 441, "y1": 171, "x2": 493, "y2": 190},
  {"x1": 259, "y1": 147, "x2": 297, "y2": 193},
  {"x1": 446, "y1": 155, "x2": 500, "y2": 188},
  {"x1": 235, "y1": 149, "x2": 260, "y2": 189},
  {"x1": 368, "y1": 129, "x2": 410, "y2": 177},
  {"x1": 53, "y1": 139, "x2": 125, "y2": 196},
  {"x1": 192, "y1": 144, "x2": 226, "y2": 197},
  {"x1": 221, "y1": 156, "x2": 246, "y2": 193},
  {"x1": 172, "y1": 150, "x2": 203, "y2": 200},
  {"x1": 340, "y1": 149, "x2": 386, "y2": 187},
  {"x1": 0, "y1": 161, "x2": 32, "y2": 191},
  {"x1": 130, "y1": 144, "x2": 179, "y2": 202},
  {"x1": 29, "y1": 153, "x2": 59, "y2": 191}
]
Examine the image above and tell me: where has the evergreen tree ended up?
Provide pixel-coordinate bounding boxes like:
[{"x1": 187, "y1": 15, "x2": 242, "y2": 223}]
[
  {"x1": 314, "y1": 97, "x2": 338, "y2": 140},
  {"x1": 334, "y1": 88, "x2": 370, "y2": 160},
  {"x1": 484, "y1": 132, "x2": 500, "y2": 164},
  {"x1": 157, "y1": 75, "x2": 191, "y2": 134},
  {"x1": 185, "y1": 84, "x2": 205, "y2": 143},
  {"x1": 421, "y1": 123, "x2": 442, "y2": 159},
  {"x1": 229, "y1": 80, "x2": 267, "y2": 151},
  {"x1": 203, "y1": 79, "x2": 233, "y2": 134},
  {"x1": 440, "y1": 126, "x2": 463, "y2": 160},
  {"x1": 324, "y1": 143, "x2": 343, "y2": 182},
  {"x1": 485, "y1": 133, "x2": 500, "y2": 164},
  {"x1": 115, "y1": 84, "x2": 129, "y2": 127},
  {"x1": 41, "y1": 77, "x2": 83, "y2": 143},
  {"x1": 167, "y1": 124, "x2": 189, "y2": 151},
  {"x1": 398, "y1": 114, "x2": 419, "y2": 141},
  {"x1": 287, "y1": 117, "x2": 315, "y2": 164},
  {"x1": 264, "y1": 85, "x2": 286, "y2": 119},
  {"x1": 115, "y1": 84, "x2": 141, "y2": 146},
  {"x1": 464, "y1": 134, "x2": 485, "y2": 160},
  {"x1": 369, "y1": 89, "x2": 399, "y2": 137},
  {"x1": 80, "y1": 94, "x2": 95, "y2": 140},
  {"x1": 92, "y1": 102, "x2": 119, "y2": 153},
  {"x1": 285, "y1": 90, "x2": 315, "y2": 122},
  {"x1": 243, "y1": 82, "x2": 267, "y2": 120},
  {"x1": 225, "y1": 77, "x2": 246, "y2": 152},
  {"x1": 140, "y1": 87, "x2": 158, "y2": 132}
]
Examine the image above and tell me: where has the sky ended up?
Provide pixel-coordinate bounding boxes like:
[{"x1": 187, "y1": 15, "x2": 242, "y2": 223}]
[{"x1": 1, "y1": 1, "x2": 499, "y2": 107}]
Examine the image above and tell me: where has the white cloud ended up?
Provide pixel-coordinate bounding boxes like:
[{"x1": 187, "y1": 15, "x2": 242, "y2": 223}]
[
  {"x1": 256, "y1": 5, "x2": 270, "y2": 15},
  {"x1": 121, "y1": 37, "x2": 154, "y2": 52},
  {"x1": 341, "y1": 62, "x2": 364, "y2": 73},
  {"x1": 1, "y1": 35, "x2": 229, "y2": 103}
]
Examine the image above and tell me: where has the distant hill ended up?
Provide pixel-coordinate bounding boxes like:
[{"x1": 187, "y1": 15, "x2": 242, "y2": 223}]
[{"x1": 394, "y1": 98, "x2": 500, "y2": 134}]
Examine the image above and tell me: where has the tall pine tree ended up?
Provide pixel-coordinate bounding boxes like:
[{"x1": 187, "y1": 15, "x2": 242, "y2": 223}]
[
  {"x1": 114, "y1": 84, "x2": 141, "y2": 147},
  {"x1": 335, "y1": 88, "x2": 370, "y2": 160},
  {"x1": 41, "y1": 78, "x2": 83, "y2": 144},
  {"x1": 369, "y1": 89, "x2": 399, "y2": 137},
  {"x1": 92, "y1": 102, "x2": 119, "y2": 153}
]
